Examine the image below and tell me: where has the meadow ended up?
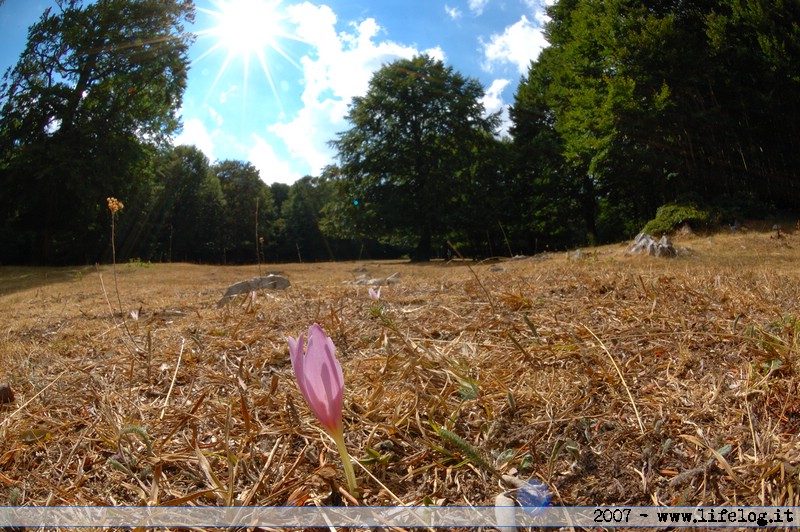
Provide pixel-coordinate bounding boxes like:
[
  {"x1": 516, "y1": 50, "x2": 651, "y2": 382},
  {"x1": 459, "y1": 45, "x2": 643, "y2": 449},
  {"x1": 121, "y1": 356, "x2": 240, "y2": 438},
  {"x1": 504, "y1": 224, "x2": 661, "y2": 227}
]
[{"x1": 1, "y1": 225, "x2": 798, "y2": 526}]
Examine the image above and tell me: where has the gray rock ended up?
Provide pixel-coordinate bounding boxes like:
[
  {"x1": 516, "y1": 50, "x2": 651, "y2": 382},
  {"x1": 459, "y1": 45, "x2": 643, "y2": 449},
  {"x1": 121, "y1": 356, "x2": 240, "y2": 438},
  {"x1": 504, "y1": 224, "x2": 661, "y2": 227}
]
[
  {"x1": 353, "y1": 272, "x2": 400, "y2": 286},
  {"x1": 217, "y1": 275, "x2": 290, "y2": 307},
  {"x1": 627, "y1": 232, "x2": 676, "y2": 257}
]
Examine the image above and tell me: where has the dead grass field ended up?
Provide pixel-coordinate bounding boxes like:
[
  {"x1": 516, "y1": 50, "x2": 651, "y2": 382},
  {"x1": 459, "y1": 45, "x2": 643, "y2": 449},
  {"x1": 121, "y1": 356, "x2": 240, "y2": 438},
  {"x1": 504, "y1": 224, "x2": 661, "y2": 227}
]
[{"x1": 1, "y1": 225, "x2": 799, "y2": 529}]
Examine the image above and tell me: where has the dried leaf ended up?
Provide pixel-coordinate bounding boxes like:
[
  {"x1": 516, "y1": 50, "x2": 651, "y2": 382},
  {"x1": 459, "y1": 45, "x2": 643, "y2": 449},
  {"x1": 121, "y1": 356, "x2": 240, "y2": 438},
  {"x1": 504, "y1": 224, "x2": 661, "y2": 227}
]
[{"x1": 18, "y1": 429, "x2": 50, "y2": 444}]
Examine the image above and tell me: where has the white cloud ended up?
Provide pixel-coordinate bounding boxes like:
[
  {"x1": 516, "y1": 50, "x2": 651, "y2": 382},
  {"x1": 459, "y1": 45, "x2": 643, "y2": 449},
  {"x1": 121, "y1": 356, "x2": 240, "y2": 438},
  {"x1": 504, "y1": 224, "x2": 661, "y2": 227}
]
[
  {"x1": 445, "y1": 4, "x2": 462, "y2": 19},
  {"x1": 481, "y1": 15, "x2": 548, "y2": 74},
  {"x1": 248, "y1": 134, "x2": 299, "y2": 184},
  {"x1": 424, "y1": 46, "x2": 446, "y2": 62},
  {"x1": 482, "y1": 78, "x2": 512, "y2": 136},
  {"x1": 267, "y1": 2, "x2": 428, "y2": 177},
  {"x1": 218, "y1": 85, "x2": 239, "y2": 104},
  {"x1": 468, "y1": 0, "x2": 489, "y2": 16},
  {"x1": 522, "y1": 0, "x2": 557, "y2": 22},
  {"x1": 207, "y1": 105, "x2": 223, "y2": 127},
  {"x1": 173, "y1": 118, "x2": 216, "y2": 160},
  {"x1": 482, "y1": 78, "x2": 510, "y2": 114}
]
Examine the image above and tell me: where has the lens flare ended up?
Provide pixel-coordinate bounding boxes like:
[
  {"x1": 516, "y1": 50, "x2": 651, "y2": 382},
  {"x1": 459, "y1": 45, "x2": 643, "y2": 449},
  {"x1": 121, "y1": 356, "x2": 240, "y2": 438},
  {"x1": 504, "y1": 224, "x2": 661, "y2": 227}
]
[{"x1": 194, "y1": 0, "x2": 303, "y2": 108}]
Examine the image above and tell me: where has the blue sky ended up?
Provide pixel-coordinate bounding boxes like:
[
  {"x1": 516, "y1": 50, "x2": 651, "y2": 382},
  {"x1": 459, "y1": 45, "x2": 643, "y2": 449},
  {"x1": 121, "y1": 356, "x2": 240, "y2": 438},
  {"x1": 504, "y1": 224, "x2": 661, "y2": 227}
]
[{"x1": 0, "y1": 0, "x2": 552, "y2": 184}]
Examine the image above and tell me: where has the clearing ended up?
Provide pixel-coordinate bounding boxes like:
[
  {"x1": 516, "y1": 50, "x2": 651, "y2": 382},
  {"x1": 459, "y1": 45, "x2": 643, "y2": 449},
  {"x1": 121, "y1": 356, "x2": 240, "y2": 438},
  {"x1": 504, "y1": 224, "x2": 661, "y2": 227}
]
[{"x1": 1, "y1": 226, "x2": 799, "y2": 524}]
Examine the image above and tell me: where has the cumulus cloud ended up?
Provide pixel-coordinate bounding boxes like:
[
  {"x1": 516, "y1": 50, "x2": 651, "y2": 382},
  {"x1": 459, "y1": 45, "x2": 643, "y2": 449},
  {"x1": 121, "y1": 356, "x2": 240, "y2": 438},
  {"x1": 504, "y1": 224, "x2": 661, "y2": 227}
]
[
  {"x1": 523, "y1": 0, "x2": 557, "y2": 25},
  {"x1": 267, "y1": 2, "x2": 430, "y2": 177},
  {"x1": 481, "y1": 78, "x2": 512, "y2": 136},
  {"x1": 468, "y1": 0, "x2": 489, "y2": 16},
  {"x1": 445, "y1": 4, "x2": 462, "y2": 19},
  {"x1": 248, "y1": 133, "x2": 299, "y2": 184},
  {"x1": 482, "y1": 78, "x2": 510, "y2": 114},
  {"x1": 481, "y1": 15, "x2": 548, "y2": 74},
  {"x1": 173, "y1": 118, "x2": 216, "y2": 160}
]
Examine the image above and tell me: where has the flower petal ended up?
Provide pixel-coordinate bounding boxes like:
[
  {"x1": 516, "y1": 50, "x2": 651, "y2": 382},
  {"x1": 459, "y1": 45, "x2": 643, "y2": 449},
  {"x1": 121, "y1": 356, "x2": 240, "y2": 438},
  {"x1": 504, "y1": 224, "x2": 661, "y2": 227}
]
[
  {"x1": 303, "y1": 324, "x2": 344, "y2": 432},
  {"x1": 288, "y1": 325, "x2": 345, "y2": 435},
  {"x1": 288, "y1": 333, "x2": 308, "y2": 398}
]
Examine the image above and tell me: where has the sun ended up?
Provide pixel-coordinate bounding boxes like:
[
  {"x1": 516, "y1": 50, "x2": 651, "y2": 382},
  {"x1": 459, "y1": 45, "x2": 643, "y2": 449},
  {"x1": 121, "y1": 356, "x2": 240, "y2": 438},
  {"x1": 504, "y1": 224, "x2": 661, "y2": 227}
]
[
  {"x1": 209, "y1": 0, "x2": 280, "y2": 57},
  {"x1": 194, "y1": 0, "x2": 301, "y2": 106}
]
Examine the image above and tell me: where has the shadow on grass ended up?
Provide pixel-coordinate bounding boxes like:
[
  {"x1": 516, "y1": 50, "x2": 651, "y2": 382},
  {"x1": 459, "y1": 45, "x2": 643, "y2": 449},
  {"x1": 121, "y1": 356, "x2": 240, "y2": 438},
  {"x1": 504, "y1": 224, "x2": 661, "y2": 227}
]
[{"x1": 0, "y1": 266, "x2": 96, "y2": 297}]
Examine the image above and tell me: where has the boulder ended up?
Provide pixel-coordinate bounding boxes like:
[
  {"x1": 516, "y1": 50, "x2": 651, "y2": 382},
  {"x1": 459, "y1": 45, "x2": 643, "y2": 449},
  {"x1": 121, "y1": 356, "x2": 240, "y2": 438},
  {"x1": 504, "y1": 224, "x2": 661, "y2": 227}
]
[
  {"x1": 627, "y1": 232, "x2": 677, "y2": 257},
  {"x1": 217, "y1": 275, "x2": 290, "y2": 307},
  {"x1": 352, "y1": 272, "x2": 400, "y2": 286}
]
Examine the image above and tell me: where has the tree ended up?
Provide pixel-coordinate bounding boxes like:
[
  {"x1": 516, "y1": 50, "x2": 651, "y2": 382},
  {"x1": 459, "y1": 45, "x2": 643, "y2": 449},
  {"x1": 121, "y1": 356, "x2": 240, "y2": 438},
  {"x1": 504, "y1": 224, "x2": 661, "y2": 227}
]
[
  {"x1": 213, "y1": 160, "x2": 275, "y2": 263},
  {"x1": 146, "y1": 145, "x2": 225, "y2": 262},
  {"x1": 279, "y1": 176, "x2": 336, "y2": 262},
  {"x1": 0, "y1": 0, "x2": 194, "y2": 264},
  {"x1": 329, "y1": 54, "x2": 499, "y2": 261},
  {"x1": 510, "y1": 46, "x2": 584, "y2": 250},
  {"x1": 512, "y1": 0, "x2": 800, "y2": 245}
]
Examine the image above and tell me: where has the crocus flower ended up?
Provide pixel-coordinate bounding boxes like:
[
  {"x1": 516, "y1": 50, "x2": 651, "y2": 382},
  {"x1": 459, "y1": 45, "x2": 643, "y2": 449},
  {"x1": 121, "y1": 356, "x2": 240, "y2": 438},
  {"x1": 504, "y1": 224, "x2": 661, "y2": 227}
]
[
  {"x1": 288, "y1": 324, "x2": 357, "y2": 494},
  {"x1": 368, "y1": 286, "x2": 381, "y2": 301}
]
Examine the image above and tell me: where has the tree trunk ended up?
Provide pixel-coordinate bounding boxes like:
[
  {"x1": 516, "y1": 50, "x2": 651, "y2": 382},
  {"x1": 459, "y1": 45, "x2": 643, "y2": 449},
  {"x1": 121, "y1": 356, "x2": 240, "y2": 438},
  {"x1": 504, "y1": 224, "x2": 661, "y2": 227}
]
[
  {"x1": 581, "y1": 174, "x2": 597, "y2": 245},
  {"x1": 412, "y1": 225, "x2": 432, "y2": 262}
]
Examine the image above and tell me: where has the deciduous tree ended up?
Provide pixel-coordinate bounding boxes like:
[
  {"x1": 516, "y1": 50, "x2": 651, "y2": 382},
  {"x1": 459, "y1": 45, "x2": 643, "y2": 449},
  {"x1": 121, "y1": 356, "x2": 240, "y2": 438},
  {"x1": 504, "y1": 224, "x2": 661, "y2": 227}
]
[
  {"x1": 0, "y1": 0, "x2": 193, "y2": 263},
  {"x1": 213, "y1": 160, "x2": 275, "y2": 263},
  {"x1": 329, "y1": 55, "x2": 499, "y2": 261}
]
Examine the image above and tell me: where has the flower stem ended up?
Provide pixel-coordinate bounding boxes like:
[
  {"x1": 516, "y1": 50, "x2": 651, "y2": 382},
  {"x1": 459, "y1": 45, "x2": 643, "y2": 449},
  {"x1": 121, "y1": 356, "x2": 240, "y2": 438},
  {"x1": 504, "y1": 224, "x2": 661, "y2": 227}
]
[{"x1": 331, "y1": 431, "x2": 358, "y2": 495}]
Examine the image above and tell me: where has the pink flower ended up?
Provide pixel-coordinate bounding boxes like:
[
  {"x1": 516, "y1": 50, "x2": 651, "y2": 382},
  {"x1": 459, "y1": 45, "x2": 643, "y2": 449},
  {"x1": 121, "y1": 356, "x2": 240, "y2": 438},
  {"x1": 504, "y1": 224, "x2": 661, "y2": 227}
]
[
  {"x1": 368, "y1": 286, "x2": 381, "y2": 301},
  {"x1": 288, "y1": 324, "x2": 344, "y2": 435},
  {"x1": 288, "y1": 324, "x2": 358, "y2": 494}
]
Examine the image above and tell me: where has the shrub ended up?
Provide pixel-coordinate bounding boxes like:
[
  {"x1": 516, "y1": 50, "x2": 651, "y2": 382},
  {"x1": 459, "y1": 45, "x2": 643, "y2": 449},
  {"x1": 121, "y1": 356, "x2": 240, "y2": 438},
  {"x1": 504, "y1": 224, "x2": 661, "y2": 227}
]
[{"x1": 642, "y1": 203, "x2": 711, "y2": 235}]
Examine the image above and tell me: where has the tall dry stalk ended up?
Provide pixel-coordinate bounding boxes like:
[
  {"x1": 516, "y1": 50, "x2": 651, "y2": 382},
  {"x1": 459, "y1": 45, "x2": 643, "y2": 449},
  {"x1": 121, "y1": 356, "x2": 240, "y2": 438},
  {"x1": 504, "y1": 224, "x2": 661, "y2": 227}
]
[
  {"x1": 106, "y1": 197, "x2": 125, "y2": 313},
  {"x1": 103, "y1": 197, "x2": 141, "y2": 359}
]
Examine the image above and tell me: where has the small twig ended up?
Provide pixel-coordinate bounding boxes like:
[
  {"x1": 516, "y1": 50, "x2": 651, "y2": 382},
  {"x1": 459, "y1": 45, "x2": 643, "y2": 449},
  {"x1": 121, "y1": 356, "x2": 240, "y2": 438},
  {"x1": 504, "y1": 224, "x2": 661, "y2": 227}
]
[
  {"x1": 498, "y1": 221, "x2": 514, "y2": 258},
  {"x1": 241, "y1": 437, "x2": 282, "y2": 507},
  {"x1": 637, "y1": 274, "x2": 651, "y2": 298},
  {"x1": 160, "y1": 338, "x2": 185, "y2": 420},
  {"x1": 584, "y1": 325, "x2": 645, "y2": 435},
  {"x1": 523, "y1": 314, "x2": 541, "y2": 343},
  {"x1": 0, "y1": 369, "x2": 68, "y2": 430},
  {"x1": 507, "y1": 332, "x2": 531, "y2": 363},
  {"x1": 671, "y1": 438, "x2": 738, "y2": 488},
  {"x1": 447, "y1": 240, "x2": 496, "y2": 313}
]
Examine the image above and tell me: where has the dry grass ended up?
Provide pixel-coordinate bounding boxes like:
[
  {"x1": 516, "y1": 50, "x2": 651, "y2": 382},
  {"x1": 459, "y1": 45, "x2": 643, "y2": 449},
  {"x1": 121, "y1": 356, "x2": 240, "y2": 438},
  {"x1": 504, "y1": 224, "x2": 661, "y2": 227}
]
[{"x1": 1, "y1": 226, "x2": 799, "y2": 529}]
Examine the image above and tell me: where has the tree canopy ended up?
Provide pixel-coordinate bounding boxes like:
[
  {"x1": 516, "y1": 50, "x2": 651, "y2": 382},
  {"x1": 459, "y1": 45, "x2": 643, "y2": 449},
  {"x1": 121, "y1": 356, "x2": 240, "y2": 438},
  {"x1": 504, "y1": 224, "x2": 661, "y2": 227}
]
[
  {"x1": 1, "y1": 0, "x2": 798, "y2": 266},
  {"x1": 0, "y1": 0, "x2": 194, "y2": 264},
  {"x1": 328, "y1": 54, "x2": 499, "y2": 261},
  {"x1": 512, "y1": 0, "x2": 800, "y2": 242}
]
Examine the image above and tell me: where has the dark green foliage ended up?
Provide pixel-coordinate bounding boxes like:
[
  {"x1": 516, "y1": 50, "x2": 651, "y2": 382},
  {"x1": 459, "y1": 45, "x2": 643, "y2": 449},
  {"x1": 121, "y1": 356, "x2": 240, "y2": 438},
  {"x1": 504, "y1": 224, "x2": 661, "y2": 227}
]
[
  {"x1": 641, "y1": 203, "x2": 711, "y2": 235},
  {"x1": 2, "y1": 0, "x2": 798, "y2": 265},
  {"x1": 512, "y1": 0, "x2": 800, "y2": 245},
  {"x1": 275, "y1": 175, "x2": 387, "y2": 262},
  {"x1": 0, "y1": 0, "x2": 194, "y2": 264},
  {"x1": 145, "y1": 146, "x2": 226, "y2": 262},
  {"x1": 214, "y1": 160, "x2": 276, "y2": 264},
  {"x1": 328, "y1": 54, "x2": 499, "y2": 261}
]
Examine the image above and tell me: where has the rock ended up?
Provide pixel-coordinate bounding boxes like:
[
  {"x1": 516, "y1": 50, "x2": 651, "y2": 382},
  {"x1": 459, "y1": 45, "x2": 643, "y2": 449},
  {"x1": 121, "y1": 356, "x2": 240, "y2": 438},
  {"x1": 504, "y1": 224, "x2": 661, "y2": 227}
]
[
  {"x1": 217, "y1": 275, "x2": 290, "y2": 307},
  {"x1": 569, "y1": 249, "x2": 584, "y2": 261},
  {"x1": 627, "y1": 232, "x2": 676, "y2": 257},
  {"x1": 352, "y1": 272, "x2": 400, "y2": 286}
]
